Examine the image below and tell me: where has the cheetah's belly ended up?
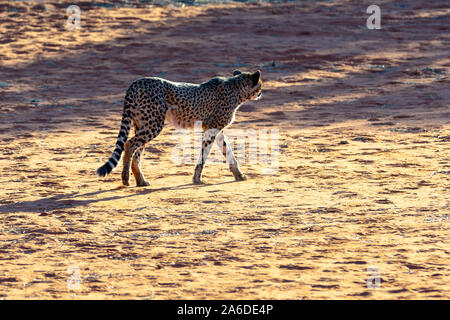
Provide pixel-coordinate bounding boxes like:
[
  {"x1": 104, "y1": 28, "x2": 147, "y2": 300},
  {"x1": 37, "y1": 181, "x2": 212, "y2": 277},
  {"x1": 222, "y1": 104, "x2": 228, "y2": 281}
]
[{"x1": 165, "y1": 106, "x2": 195, "y2": 129}]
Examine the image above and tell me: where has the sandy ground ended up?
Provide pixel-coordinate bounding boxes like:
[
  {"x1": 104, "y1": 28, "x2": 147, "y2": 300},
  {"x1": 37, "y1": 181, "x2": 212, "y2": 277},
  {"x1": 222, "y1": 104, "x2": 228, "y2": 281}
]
[{"x1": 0, "y1": 0, "x2": 449, "y2": 299}]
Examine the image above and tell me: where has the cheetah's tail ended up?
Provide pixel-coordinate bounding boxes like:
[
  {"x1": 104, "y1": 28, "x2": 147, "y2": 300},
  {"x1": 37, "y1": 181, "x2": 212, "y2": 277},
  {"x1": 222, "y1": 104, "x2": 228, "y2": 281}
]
[{"x1": 96, "y1": 110, "x2": 132, "y2": 177}]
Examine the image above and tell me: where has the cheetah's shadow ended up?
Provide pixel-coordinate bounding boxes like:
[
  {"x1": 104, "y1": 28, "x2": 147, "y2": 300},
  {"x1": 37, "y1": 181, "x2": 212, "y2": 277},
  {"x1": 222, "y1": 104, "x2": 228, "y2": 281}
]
[{"x1": 0, "y1": 181, "x2": 236, "y2": 214}]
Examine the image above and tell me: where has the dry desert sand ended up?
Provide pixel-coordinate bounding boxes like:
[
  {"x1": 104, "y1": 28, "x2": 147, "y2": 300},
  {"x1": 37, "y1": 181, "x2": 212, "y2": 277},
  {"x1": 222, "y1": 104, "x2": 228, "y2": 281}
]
[{"x1": 0, "y1": 0, "x2": 449, "y2": 299}]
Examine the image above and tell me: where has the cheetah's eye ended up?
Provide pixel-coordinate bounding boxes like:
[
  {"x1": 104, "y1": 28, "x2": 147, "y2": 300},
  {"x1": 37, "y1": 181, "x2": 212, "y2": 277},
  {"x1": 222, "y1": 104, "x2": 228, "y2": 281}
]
[{"x1": 233, "y1": 70, "x2": 242, "y2": 76}]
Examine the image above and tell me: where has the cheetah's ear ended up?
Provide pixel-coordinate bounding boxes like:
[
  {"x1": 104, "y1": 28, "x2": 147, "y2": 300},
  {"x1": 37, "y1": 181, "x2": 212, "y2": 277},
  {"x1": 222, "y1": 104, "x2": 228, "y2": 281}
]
[
  {"x1": 251, "y1": 70, "x2": 261, "y2": 87},
  {"x1": 233, "y1": 70, "x2": 242, "y2": 76}
]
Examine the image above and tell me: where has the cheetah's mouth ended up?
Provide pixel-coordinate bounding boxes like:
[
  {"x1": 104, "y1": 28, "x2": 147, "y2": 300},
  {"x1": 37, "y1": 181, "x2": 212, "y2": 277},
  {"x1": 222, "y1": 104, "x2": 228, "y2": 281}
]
[{"x1": 255, "y1": 91, "x2": 262, "y2": 100}]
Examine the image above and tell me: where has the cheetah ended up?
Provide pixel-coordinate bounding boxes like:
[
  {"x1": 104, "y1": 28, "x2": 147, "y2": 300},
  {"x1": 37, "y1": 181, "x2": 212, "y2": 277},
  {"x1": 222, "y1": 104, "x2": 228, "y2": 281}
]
[{"x1": 96, "y1": 69, "x2": 262, "y2": 186}]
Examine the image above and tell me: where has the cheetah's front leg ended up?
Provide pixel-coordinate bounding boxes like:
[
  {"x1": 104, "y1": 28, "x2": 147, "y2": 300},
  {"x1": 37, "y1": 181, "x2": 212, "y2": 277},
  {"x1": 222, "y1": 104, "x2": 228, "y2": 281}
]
[
  {"x1": 193, "y1": 128, "x2": 218, "y2": 184},
  {"x1": 216, "y1": 132, "x2": 247, "y2": 181}
]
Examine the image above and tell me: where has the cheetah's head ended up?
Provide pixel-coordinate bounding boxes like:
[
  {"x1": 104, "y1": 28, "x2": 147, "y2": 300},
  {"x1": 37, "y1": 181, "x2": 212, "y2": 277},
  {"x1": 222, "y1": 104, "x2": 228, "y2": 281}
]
[{"x1": 233, "y1": 70, "x2": 262, "y2": 101}]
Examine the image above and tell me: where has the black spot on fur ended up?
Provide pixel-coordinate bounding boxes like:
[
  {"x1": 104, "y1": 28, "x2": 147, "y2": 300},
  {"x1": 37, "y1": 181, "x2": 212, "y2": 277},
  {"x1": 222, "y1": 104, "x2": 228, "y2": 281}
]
[{"x1": 110, "y1": 157, "x2": 118, "y2": 166}]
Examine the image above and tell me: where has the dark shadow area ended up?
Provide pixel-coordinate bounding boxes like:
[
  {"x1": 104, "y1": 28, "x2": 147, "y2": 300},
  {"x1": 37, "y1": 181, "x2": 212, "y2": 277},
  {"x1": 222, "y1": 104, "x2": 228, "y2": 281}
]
[
  {"x1": 0, "y1": 180, "x2": 237, "y2": 214},
  {"x1": 0, "y1": 0, "x2": 448, "y2": 137}
]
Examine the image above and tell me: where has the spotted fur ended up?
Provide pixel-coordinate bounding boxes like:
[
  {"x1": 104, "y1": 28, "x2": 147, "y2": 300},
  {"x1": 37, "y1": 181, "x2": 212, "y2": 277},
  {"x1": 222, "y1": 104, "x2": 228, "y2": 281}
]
[{"x1": 96, "y1": 70, "x2": 262, "y2": 186}]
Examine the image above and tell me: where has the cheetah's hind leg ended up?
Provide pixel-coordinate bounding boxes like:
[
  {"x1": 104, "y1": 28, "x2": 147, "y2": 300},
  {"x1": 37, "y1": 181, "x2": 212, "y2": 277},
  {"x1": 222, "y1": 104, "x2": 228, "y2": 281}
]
[
  {"x1": 122, "y1": 111, "x2": 166, "y2": 186},
  {"x1": 131, "y1": 146, "x2": 150, "y2": 187}
]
